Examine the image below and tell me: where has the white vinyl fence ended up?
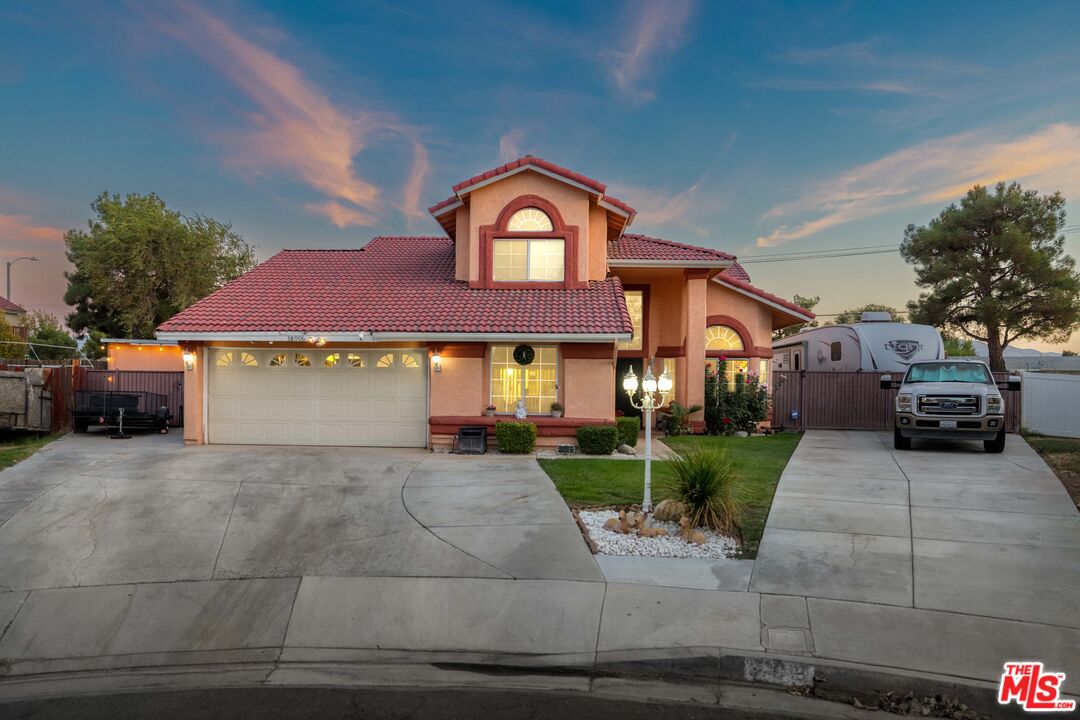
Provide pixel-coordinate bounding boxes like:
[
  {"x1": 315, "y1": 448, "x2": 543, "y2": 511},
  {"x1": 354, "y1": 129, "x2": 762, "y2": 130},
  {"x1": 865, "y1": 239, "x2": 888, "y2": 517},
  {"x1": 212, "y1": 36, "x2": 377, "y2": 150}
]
[{"x1": 1021, "y1": 372, "x2": 1080, "y2": 438}]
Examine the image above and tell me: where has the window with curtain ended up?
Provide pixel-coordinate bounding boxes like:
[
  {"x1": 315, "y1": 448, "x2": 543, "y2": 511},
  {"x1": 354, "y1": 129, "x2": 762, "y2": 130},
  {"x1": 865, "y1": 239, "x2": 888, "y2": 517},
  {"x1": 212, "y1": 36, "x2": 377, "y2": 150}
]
[
  {"x1": 617, "y1": 290, "x2": 644, "y2": 351},
  {"x1": 490, "y1": 346, "x2": 558, "y2": 414},
  {"x1": 493, "y1": 239, "x2": 564, "y2": 281}
]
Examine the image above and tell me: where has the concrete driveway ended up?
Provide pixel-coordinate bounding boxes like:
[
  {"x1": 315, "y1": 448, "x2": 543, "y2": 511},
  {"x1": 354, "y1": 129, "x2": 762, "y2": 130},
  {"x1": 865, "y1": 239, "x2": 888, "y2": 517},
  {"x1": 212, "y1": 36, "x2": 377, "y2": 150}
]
[
  {"x1": 0, "y1": 432, "x2": 601, "y2": 591},
  {"x1": 750, "y1": 431, "x2": 1080, "y2": 628}
]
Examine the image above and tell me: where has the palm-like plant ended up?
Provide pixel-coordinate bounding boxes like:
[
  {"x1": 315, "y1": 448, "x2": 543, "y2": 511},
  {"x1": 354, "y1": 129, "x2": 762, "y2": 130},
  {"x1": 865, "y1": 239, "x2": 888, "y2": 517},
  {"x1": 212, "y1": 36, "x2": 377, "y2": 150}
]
[{"x1": 657, "y1": 447, "x2": 743, "y2": 535}]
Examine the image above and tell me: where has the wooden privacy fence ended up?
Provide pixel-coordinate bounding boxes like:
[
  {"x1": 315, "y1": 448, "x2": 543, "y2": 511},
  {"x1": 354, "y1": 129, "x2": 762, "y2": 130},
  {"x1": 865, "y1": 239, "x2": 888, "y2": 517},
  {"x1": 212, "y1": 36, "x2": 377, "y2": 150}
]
[
  {"x1": 771, "y1": 371, "x2": 1021, "y2": 433},
  {"x1": 79, "y1": 370, "x2": 185, "y2": 427},
  {"x1": 44, "y1": 364, "x2": 82, "y2": 432}
]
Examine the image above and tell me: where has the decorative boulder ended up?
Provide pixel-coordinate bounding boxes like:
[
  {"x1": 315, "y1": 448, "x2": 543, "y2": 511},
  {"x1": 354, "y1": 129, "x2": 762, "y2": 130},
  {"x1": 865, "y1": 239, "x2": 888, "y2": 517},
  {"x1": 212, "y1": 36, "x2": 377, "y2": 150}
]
[
  {"x1": 653, "y1": 499, "x2": 687, "y2": 522},
  {"x1": 617, "y1": 444, "x2": 636, "y2": 456},
  {"x1": 734, "y1": 431, "x2": 749, "y2": 438}
]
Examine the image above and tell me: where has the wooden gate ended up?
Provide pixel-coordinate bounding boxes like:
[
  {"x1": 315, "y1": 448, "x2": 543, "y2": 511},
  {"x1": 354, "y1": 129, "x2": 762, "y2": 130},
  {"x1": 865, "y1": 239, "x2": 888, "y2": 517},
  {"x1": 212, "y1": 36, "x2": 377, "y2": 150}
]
[
  {"x1": 772, "y1": 371, "x2": 1021, "y2": 432},
  {"x1": 79, "y1": 370, "x2": 184, "y2": 427},
  {"x1": 44, "y1": 364, "x2": 81, "y2": 432}
]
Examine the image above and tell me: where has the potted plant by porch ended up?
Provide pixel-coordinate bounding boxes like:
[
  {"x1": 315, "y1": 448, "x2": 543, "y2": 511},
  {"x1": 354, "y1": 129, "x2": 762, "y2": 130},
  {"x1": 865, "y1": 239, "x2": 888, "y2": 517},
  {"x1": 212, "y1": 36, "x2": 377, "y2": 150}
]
[
  {"x1": 550, "y1": 401, "x2": 564, "y2": 418},
  {"x1": 484, "y1": 404, "x2": 496, "y2": 417}
]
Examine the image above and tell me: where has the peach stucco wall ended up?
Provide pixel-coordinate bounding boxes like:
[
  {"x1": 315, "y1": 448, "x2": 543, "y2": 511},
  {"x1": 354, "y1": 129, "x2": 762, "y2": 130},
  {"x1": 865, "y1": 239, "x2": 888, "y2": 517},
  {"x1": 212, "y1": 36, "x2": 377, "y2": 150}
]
[
  {"x1": 428, "y1": 354, "x2": 484, "y2": 417},
  {"x1": 107, "y1": 344, "x2": 185, "y2": 372},
  {"x1": 705, "y1": 282, "x2": 773, "y2": 351},
  {"x1": 182, "y1": 344, "x2": 205, "y2": 444},
  {"x1": 454, "y1": 204, "x2": 471, "y2": 282},
  {"x1": 588, "y1": 204, "x2": 609, "y2": 281},
  {"x1": 563, "y1": 357, "x2": 616, "y2": 421},
  {"x1": 463, "y1": 172, "x2": 594, "y2": 283}
]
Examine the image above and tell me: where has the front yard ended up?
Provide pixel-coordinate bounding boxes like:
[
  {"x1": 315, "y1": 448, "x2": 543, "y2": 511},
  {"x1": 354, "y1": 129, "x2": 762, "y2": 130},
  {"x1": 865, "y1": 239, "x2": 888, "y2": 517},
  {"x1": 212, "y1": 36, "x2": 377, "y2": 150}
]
[
  {"x1": 538, "y1": 432, "x2": 802, "y2": 557},
  {"x1": 1023, "y1": 432, "x2": 1080, "y2": 510}
]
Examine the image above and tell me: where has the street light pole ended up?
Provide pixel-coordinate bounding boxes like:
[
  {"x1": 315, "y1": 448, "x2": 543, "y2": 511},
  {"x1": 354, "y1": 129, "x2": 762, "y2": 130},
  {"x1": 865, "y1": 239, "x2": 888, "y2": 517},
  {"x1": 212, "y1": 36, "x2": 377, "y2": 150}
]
[
  {"x1": 623, "y1": 361, "x2": 673, "y2": 514},
  {"x1": 5, "y1": 256, "x2": 39, "y2": 300}
]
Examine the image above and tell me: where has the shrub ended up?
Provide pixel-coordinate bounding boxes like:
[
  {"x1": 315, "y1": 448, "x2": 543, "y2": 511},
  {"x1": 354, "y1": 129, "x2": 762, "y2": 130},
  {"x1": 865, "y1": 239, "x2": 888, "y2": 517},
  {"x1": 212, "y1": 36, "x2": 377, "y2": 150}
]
[
  {"x1": 495, "y1": 421, "x2": 536, "y2": 454},
  {"x1": 665, "y1": 401, "x2": 703, "y2": 436},
  {"x1": 576, "y1": 424, "x2": 618, "y2": 455},
  {"x1": 657, "y1": 447, "x2": 744, "y2": 534},
  {"x1": 705, "y1": 358, "x2": 770, "y2": 435},
  {"x1": 616, "y1": 416, "x2": 640, "y2": 447}
]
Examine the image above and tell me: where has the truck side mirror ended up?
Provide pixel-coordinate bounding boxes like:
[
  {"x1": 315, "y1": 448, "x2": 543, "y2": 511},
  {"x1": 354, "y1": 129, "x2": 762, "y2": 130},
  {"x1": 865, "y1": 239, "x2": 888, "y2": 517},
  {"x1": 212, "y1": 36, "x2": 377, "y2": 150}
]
[
  {"x1": 880, "y1": 374, "x2": 894, "y2": 390},
  {"x1": 1007, "y1": 375, "x2": 1021, "y2": 392}
]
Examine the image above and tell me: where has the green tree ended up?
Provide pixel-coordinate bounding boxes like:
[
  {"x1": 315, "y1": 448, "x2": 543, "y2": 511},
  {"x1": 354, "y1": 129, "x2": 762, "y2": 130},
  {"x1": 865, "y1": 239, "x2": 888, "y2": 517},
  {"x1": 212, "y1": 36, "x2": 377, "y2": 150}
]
[
  {"x1": 773, "y1": 294, "x2": 820, "y2": 340},
  {"x1": 80, "y1": 328, "x2": 108, "y2": 361},
  {"x1": 903, "y1": 183, "x2": 1080, "y2": 372},
  {"x1": 0, "y1": 314, "x2": 23, "y2": 359},
  {"x1": 64, "y1": 192, "x2": 256, "y2": 338},
  {"x1": 26, "y1": 311, "x2": 78, "y2": 362},
  {"x1": 942, "y1": 334, "x2": 975, "y2": 357},
  {"x1": 1063, "y1": 349, "x2": 1077, "y2": 357},
  {"x1": 829, "y1": 303, "x2": 904, "y2": 325}
]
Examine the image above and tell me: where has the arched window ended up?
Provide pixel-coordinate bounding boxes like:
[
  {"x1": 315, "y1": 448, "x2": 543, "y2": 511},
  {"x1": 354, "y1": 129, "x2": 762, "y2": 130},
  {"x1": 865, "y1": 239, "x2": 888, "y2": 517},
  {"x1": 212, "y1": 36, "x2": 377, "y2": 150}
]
[
  {"x1": 705, "y1": 325, "x2": 744, "y2": 352},
  {"x1": 506, "y1": 207, "x2": 553, "y2": 232}
]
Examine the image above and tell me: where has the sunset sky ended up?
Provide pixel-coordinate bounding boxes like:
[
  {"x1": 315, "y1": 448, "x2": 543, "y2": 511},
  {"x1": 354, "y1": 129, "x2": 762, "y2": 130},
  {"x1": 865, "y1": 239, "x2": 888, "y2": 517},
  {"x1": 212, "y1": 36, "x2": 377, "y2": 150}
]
[{"x1": 2, "y1": 1, "x2": 1080, "y2": 351}]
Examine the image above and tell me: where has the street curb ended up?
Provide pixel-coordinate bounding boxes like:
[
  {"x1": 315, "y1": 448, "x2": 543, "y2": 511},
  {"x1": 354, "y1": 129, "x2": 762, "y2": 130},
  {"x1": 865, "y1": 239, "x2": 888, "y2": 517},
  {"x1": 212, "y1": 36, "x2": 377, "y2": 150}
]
[{"x1": 0, "y1": 650, "x2": 1047, "y2": 719}]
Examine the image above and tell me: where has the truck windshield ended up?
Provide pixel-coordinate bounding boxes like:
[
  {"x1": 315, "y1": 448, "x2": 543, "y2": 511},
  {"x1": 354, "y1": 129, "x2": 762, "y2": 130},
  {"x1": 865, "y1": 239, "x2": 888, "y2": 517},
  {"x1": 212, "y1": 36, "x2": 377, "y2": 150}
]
[{"x1": 905, "y1": 362, "x2": 993, "y2": 384}]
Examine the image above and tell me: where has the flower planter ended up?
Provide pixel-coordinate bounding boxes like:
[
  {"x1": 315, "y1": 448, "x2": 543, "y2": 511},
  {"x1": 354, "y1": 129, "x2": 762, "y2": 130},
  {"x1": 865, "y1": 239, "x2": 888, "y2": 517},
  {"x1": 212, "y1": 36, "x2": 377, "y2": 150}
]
[{"x1": 551, "y1": 410, "x2": 563, "y2": 418}]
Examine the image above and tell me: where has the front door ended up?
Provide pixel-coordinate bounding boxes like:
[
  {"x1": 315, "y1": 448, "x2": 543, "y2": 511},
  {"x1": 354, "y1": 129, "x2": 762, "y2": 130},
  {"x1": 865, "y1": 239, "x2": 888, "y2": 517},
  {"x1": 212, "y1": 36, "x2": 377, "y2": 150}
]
[{"x1": 615, "y1": 358, "x2": 644, "y2": 419}]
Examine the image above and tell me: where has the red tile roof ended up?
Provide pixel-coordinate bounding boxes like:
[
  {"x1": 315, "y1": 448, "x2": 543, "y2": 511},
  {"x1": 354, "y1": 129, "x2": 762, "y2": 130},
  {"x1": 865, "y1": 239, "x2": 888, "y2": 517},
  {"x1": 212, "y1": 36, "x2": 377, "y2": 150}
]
[
  {"x1": 0, "y1": 297, "x2": 26, "y2": 313},
  {"x1": 608, "y1": 234, "x2": 735, "y2": 263},
  {"x1": 720, "y1": 261, "x2": 751, "y2": 282},
  {"x1": 429, "y1": 155, "x2": 635, "y2": 218},
  {"x1": 714, "y1": 274, "x2": 816, "y2": 319},
  {"x1": 157, "y1": 237, "x2": 634, "y2": 336}
]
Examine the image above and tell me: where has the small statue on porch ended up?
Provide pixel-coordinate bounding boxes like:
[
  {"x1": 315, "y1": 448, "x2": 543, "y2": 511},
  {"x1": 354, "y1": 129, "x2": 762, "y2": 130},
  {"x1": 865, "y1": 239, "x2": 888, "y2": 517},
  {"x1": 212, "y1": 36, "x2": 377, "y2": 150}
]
[{"x1": 514, "y1": 399, "x2": 528, "y2": 420}]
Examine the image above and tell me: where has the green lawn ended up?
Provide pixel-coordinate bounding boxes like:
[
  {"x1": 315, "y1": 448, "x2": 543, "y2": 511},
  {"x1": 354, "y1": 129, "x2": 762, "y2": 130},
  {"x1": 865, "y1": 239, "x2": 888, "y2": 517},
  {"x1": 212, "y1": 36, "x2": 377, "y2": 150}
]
[
  {"x1": 538, "y1": 432, "x2": 802, "y2": 557},
  {"x1": 0, "y1": 433, "x2": 57, "y2": 471}
]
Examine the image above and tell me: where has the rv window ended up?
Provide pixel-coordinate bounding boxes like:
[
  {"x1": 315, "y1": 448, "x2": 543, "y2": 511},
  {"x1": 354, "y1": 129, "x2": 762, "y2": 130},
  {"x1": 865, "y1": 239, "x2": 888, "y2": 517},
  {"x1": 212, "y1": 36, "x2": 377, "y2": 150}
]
[
  {"x1": 830, "y1": 342, "x2": 842, "y2": 362},
  {"x1": 794, "y1": 353, "x2": 800, "y2": 371}
]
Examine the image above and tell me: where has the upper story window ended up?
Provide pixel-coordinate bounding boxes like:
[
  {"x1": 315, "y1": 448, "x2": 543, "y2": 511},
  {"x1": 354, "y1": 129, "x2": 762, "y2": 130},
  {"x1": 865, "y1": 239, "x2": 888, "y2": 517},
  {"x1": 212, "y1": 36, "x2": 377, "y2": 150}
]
[
  {"x1": 506, "y1": 207, "x2": 553, "y2": 232},
  {"x1": 618, "y1": 290, "x2": 644, "y2": 351},
  {"x1": 493, "y1": 238, "x2": 564, "y2": 282},
  {"x1": 705, "y1": 325, "x2": 744, "y2": 352}
]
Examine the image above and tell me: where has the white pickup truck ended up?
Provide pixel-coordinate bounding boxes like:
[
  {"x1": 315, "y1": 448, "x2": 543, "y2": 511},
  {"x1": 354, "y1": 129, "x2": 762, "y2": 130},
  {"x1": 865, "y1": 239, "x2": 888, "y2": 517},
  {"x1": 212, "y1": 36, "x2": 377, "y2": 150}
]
[{"x1": 881, "y1": 360, "x2": 1021, "y2": 453}]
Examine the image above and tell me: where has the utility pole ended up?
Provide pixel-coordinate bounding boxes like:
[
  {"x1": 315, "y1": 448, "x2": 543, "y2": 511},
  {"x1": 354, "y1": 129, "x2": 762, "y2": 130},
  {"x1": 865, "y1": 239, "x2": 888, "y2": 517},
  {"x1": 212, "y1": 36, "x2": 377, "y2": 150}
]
[{"x1": 5, "y1": 256, "x2": 39, "y2": 300}]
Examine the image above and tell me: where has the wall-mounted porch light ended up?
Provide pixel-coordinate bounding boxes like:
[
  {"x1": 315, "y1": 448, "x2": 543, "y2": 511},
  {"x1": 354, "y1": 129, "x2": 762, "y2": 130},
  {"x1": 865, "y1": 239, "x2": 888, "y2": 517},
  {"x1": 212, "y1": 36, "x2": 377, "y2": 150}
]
[
  {"x1": 431, "y1": 352, "x2": 442, "y2": 373},
  {"x1": 182, "y1": 351, "x2": 195, "y2": 371}
]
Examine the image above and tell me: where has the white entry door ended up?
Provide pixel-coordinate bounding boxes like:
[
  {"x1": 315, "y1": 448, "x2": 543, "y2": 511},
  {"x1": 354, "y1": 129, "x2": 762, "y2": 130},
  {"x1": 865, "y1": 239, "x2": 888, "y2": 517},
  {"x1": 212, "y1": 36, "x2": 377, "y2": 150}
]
[{"x1": 207, "y1": 348, "x2": 427, "y2": 447}]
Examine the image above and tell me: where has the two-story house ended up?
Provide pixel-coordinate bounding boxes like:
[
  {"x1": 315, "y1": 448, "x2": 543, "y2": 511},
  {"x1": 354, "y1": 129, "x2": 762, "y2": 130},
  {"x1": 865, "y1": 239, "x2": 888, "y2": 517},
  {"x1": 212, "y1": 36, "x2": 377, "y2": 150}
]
[{"x1": 158, "y1": 156, "x2": 814, "y2": 448}]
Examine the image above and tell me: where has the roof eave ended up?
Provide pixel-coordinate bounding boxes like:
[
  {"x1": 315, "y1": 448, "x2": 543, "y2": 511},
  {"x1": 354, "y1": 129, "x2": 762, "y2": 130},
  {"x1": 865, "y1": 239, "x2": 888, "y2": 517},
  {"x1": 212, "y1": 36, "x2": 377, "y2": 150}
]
[
  {"x1": 156, "y1": 330, "x2": 632, "y2": 343},
  {"x1": 609, "y1": 259, "x2": 734, "y2": 269}
]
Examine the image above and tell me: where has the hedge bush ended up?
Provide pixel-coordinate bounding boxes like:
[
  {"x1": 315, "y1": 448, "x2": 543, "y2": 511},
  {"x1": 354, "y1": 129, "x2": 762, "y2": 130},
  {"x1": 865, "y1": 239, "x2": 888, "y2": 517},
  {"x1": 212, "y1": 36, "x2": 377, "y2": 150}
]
[
  {"x1": 616, "y1": 416, "x2": 640, "y2": 447},
  {"x1": 495, "y1": 421, "x2": 536, "y2": 454},
  {"x1": 576, "y1": 424, "x2": 619, "y2": 455}
]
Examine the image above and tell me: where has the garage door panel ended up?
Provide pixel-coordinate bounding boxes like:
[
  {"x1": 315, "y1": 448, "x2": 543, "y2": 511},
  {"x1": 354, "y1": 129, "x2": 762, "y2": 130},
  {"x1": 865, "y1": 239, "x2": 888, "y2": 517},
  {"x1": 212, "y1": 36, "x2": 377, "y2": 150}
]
[{"x1": 208, "y1": 347, "x2": 427, "y2": 447}]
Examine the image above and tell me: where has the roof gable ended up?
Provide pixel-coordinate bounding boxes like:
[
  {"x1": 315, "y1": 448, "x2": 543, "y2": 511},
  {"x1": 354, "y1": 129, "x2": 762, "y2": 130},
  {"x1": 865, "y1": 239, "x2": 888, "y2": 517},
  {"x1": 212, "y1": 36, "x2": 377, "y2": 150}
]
[
  {"x1": 608, "y1": 234, "x2": 735, "y2": 268},
  {"x1": 0, "y1": 297, "x2": 26, "y2": 313}
]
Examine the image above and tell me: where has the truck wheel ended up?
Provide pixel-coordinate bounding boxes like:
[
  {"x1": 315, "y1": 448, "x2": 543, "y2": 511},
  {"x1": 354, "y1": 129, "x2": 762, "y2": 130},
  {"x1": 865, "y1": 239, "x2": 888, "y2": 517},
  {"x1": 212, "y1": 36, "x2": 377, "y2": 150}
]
[
  {"x1": 73, "y1": 419, "x2": 89, "y2": 433},
  {"x1": 893, "y1": 428, "x2": 911, "y2": 450},
  {"x1": 984, "y1": 430, "x2": 1006, "y2": 454}
]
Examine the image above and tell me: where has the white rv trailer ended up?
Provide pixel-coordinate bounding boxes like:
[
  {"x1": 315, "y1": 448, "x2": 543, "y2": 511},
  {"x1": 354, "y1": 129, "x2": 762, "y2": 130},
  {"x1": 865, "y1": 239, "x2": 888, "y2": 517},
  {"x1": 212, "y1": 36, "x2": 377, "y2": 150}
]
[{"x1": 772, "y1": 312, "x2": 945, "y2": 374}]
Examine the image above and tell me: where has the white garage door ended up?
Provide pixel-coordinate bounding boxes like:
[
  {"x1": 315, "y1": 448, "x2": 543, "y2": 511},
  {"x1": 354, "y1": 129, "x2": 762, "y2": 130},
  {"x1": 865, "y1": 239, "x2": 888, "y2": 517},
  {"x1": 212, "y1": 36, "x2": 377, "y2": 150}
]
[{"x1": 207, "y1": 348, "x2": 427, "y2": 447}]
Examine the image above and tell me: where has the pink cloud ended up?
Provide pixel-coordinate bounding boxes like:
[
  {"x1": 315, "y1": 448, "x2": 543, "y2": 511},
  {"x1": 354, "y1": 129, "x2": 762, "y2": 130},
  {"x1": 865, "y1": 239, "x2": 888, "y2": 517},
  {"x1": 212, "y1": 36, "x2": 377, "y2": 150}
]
[
  {"x1": 498, "y1": 129, "x2": 525, "y2": 163},
  {"x1": 757, "y1": 123, "x2": 1080, "y2": 246},
  {"x1": 135, "y1": 2, "x2": 427, "y2": 228},
  {"x1": 400, "y1": 138, "x2": 430, "y2": 227}
]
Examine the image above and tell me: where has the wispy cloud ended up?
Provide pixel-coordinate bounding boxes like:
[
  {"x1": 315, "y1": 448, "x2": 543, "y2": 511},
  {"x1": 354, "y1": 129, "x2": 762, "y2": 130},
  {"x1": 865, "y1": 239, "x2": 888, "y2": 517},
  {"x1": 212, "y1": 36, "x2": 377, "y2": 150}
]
[
  {"x1": 747, "y1": 39, "x2": 980, "y2": 100},
  {"x1": 498, "y1": 129, "x2": 525, "y2": 163},
  {"x1": 756, "y1": 123, "x2": 1080, "y2": 246},
  {"x1": 0, "y1": 213, "x2": 65, "y2": 245},
  {"x1": 134, "y1": 1, "x2": 427, "y2": 228},
  {"x1": 606, "y1": 0, "x2": 694, "y2": 105},
  {"x1": 399, "y1": 138, "x2": 430, "y2": 227}
]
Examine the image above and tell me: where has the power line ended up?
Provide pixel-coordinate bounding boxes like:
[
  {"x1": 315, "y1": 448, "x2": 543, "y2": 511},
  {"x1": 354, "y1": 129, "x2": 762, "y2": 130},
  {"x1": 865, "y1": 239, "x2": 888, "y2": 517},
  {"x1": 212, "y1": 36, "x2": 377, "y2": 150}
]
[
  {"x1": 738, "y1": 243, "x2": 898, "y2": 260},
  {"x1": 740, "y1": 248, "x2": 899, "y2": 264}
]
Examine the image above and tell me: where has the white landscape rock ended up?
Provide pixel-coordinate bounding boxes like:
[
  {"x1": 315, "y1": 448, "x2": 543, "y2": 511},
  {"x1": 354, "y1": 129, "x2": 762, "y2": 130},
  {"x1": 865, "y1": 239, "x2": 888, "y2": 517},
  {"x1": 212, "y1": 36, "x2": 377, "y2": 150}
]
[{"x1": 578, "y1": 510, "x2": 738, "y2": 560}]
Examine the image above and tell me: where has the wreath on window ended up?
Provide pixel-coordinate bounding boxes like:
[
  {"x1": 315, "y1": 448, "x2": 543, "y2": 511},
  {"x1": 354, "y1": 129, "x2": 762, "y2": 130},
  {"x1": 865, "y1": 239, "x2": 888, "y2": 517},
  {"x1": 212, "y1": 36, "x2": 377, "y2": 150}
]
[{"x1": 513, "y1": 344, "x2": 535, "y2": 366}]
